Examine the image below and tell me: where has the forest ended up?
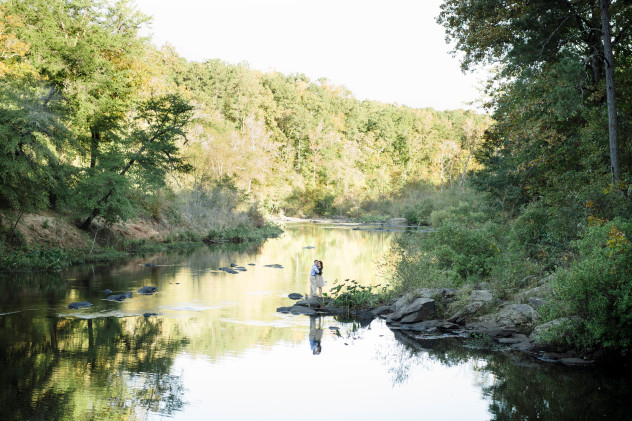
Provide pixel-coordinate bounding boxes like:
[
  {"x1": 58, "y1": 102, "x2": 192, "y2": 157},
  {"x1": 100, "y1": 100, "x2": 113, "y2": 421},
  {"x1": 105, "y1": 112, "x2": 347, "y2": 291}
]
[
  {"x1": 0, "y1": 0, "x2": 487, "y2": 231},
  {"x1": 2, "y1": 0, "x2": 632, "y2": 359}
]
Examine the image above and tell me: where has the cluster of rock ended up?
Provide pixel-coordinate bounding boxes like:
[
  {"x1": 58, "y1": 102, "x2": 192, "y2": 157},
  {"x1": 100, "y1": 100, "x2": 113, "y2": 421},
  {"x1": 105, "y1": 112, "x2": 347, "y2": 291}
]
[
  {"x1": 220, "y1": 263, "x2": 248, "y2": 274},
  {"x1": 68, "y1": 285, "x2": 159, "y2": 317},
  {"x1": 277, "y1": 296, "x2": 347, "y2": 316},
  {"x1": 277, "y1": 277, "x2": 591, "y2": 365}
]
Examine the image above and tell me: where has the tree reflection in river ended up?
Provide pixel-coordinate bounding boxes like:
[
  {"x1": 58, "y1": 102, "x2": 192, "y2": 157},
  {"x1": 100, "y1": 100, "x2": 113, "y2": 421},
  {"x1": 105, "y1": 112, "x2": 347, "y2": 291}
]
[
  {"x1": 4, "y1": 223, "x2": 632, "y2": 420},
  {"x1": 0, "y1": 313, "x2": 187, "y2": 420}
]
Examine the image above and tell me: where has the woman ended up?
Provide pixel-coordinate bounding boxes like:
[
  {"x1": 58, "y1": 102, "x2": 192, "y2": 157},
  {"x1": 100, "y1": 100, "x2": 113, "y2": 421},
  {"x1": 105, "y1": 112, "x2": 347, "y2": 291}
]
[{"x1": 314, "y1": 260, "x2": 325, "y2": 297}]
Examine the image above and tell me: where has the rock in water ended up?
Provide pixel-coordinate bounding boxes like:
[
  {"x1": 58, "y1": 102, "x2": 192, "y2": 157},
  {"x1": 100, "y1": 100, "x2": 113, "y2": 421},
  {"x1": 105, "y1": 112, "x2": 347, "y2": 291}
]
[
  {"x1": 68, "y1": 301, "x2": 93, "y2": 309},
  {"x1": 138, "y1": 286, "x2": 158, "y2": 295},
  {"x1": 288, "y1": 293, "x2": 303, "y2": 300}
]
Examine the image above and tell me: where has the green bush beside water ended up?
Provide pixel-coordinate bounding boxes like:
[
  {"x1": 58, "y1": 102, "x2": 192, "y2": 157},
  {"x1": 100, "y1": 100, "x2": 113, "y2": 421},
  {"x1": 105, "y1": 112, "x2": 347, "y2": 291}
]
[
  {"x1": 541, "y1": 219, "x2": 632, "y2": 354},
  {"x1": 389, "y1": 185, "x2": 632, "y2": 358}
]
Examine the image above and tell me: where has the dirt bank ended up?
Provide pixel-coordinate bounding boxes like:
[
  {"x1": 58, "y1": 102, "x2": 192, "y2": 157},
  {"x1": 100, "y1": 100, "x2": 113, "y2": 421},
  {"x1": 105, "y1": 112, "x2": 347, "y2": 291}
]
[{"x1": 9, "y1": 212, "x2": 169, "y2": 250}]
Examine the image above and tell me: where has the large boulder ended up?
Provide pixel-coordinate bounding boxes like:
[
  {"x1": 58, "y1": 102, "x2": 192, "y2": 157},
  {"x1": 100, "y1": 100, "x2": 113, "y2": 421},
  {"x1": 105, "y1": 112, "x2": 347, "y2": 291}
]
[
  {"x1": 448, "y1": 301, "x2": 485, "y2": 324},
  {"x1": 391, "y1": 319, "x2": 462, "y2": 333},
  {"x1": 514, "y1": 283, "x2": 552, "y2": 303},
  {"x1": 277, "y1": 306, "x2": 317, "y2": 315},
  {"x1": 387, "y1": 297, "x2": 436, "y2": 324},
  {"x1": 371, "y1": 305, "x2": 393, "y2": 317},
  {"x1": 470, "y1": 289, "x2": 493, "y2": 303},
  {"x1": 390, "y1": 293, "x2": 416, "y2": 313},
  {"x1": 496, "y1": 304, "x2": 538, "y2": 328}
]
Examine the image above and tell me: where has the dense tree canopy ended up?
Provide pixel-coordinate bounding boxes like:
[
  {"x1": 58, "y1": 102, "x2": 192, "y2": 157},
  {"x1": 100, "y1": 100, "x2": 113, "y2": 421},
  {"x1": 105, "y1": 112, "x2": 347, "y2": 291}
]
[{"x1": 0, "y1": 0, "x2": 488, "y2": 228}]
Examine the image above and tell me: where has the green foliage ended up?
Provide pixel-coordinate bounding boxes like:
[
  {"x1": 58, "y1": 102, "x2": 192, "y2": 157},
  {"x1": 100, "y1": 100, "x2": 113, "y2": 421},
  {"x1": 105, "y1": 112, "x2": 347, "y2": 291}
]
[
  {"x1": 508, "y1": 201, "x2": 581, "y2": 266},
  {"x1": 403, "y1": 200, "x2": 434, "y2": 225},
  {"x1": 0, "y1": 246, "x2": 72, "y2": 272},
  {"x1": 0, "y1": 77, "x2": 70, "y2": 213},
  {"x1": 203, "y1": 222, "x2": 282, "y2": 244},
  {"x1": 544, "y1": 219, "x2": 632, "y2": 354},
  {"x1": 390, "y1": 188, "x2": 506, "y2": 293},
  {"x1": 327, "y1": 279, "x2": 390, "y2": 311}
]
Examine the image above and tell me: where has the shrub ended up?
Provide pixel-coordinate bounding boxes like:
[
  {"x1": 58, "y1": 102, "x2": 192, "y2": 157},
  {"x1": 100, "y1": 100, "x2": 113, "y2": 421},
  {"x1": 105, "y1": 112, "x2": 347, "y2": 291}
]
[
  {"x1": 544, "y1": 218, "x2": 632, "y2": 354},
  {"x1": 402, "y1": 199, "x2": 434, "y2": 225},
  {"x1": 508, "y1": 201, "x2": 580, "y2": 266},
  {"x1": 327, "y1": 279, "x2": 390, "y2": 310}
]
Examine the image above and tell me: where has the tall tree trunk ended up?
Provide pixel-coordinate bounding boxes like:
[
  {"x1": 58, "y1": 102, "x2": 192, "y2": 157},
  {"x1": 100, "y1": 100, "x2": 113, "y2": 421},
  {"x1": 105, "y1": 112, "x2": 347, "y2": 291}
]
[
  {"x1": 601, "y1": 0, "x2": 621, "y2": 184},
  {"x1": 459, "y1": 149, "x2": 473, "y2": 187},
  {"x1": 90, "y1": 129, "x2": 100, "y2": 168}
]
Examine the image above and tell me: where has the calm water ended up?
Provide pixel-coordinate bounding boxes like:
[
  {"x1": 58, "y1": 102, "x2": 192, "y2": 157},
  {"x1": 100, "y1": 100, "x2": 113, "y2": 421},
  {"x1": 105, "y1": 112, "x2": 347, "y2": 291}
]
[{"x1": 1, "y1": 222, "x2": 631, "y2": 420}]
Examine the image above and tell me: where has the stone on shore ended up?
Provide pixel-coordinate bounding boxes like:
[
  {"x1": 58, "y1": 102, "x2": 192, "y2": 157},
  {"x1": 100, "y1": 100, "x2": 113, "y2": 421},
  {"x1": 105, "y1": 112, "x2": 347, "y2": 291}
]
[
  {"x1": 469, "y1": 289, "x2": 494, "y2": 303},
  {"x1": 449, "y1": 301, "x2": 485, "y2": 324},
  {"x1": 496, "y1": 304, "x2": 538, "y2": 328},
  {"x1": 387, "y1": 297, "x2": 436, "y2": 323},
  {"x1": 277, "y1": 306, "x2": 317, "y2": 315},
  {"x1": 371, "y1": 305, "x2": 392, "y2": 317},
  {"x1": 295, "y1": 297, "x2": 329, "y2": 308}
]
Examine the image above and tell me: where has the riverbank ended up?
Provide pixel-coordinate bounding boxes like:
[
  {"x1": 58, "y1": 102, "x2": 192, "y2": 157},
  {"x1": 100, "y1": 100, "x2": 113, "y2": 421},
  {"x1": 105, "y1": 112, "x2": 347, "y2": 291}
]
[
  {"x1": 0, "y1": 212, "x2": 282, "y2": 272},
  {"x1": 276, "y1": 277, "x2": 605, "y2": 367}
]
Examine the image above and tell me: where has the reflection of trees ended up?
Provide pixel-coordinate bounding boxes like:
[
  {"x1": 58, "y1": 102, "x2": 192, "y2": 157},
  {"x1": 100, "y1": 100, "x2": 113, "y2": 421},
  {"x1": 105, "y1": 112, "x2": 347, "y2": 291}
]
[
  {"x1": 0, "y1": 272, "x2": 68, "y2": 311},
  {"x1": 388, "y1": 333, "x2": 632, "y2": 420},
  {"x1": 0, "y1": 314, "x2": 69, "y2": 421},
  {"x1": 0, "y1": 314, "x2": 188, "y2": 420}
]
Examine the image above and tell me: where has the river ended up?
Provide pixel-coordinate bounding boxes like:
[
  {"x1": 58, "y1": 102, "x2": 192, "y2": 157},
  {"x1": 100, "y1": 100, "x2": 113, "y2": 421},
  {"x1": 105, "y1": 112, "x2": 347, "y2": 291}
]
[{"x1": 1, "y1": 221, "x2": 631, "y2": 420}]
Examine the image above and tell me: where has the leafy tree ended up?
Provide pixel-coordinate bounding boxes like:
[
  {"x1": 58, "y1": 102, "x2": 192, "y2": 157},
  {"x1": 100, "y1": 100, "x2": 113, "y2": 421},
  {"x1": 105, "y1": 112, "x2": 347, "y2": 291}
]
[
  {"x1": 0, "y1": 78, "x2": 70, "y2": 215},
  {"x1": 4, "y1": 0, "x2": 150, "y2": 168},
  {"x1": 78, "y1": 94, "x2": 193, "y2": 228},
  {"x1": 438, "y1": 0, "x2": 632, "y2": 192}
]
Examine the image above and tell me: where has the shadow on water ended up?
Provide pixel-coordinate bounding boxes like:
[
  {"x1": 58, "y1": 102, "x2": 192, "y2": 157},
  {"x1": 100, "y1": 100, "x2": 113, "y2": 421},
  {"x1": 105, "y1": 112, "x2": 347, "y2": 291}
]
[{"x1": 387, "y1": 330, "x2": 632, "y2": 420}]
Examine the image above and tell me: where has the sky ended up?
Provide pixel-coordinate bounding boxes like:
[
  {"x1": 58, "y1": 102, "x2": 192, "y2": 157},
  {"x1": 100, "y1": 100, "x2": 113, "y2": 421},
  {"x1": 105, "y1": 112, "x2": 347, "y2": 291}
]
[{"x1": 133, "y1": 0, "x2": 486, "y2": 111}]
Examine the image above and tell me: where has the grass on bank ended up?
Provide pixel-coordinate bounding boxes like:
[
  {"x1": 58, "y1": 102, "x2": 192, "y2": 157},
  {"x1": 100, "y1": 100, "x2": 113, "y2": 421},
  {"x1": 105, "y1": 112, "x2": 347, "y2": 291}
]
[{"x1": 0, "y1": 221, "x2": 282, "y2": 273}]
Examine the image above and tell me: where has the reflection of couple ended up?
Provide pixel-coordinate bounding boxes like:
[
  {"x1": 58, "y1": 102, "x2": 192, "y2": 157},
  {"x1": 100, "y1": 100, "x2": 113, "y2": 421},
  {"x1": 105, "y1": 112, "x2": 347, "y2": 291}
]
[
  {"x1": 309, "y1": 315, "x2": 323, "y2": 355},
  {"x1": 309, "y1": 259, "x2": 325, "y2": 297}
]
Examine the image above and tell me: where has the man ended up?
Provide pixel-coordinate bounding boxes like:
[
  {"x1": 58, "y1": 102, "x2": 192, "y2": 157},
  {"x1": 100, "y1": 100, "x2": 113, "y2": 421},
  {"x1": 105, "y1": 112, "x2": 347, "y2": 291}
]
[{"x1": 309, "y1": 260, "x2": 320, "y2": 297}]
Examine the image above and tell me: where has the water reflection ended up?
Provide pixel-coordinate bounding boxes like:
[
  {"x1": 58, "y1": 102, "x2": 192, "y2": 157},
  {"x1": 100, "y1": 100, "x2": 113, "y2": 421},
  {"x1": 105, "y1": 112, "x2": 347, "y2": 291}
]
[
  {"x1": 1, "y1": 222, "x2": 631, "y2": 420},
  {"x1": 309, "y1": 315, "x2": 323, "y2": 355},
  {"x1": 385, "y1": 330, "x2": 632, "y2": 420}
]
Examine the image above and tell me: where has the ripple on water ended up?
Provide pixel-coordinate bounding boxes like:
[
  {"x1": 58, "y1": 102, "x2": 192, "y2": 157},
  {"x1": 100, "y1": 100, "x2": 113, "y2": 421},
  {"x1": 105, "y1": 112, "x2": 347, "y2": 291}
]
[
  {"x1": 159, "y1": 302, "x2": 237, "y2": 312},
  {"x1": 219, "y1": 318, "x2": 299, "y2": 328},
  {"x1": 58, "y1": 310, "x2": 140, "y2": 319}
]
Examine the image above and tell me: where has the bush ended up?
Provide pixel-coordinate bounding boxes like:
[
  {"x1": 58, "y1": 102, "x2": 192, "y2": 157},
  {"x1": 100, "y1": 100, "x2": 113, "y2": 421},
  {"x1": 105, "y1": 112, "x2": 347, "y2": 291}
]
[
  {"x1": 391, "y1": 219, "x2": 503, "y2": 292},
  {"x1": 544, "y1": 218, "x2": 632, "y2": 354},
  {"x1": 509, "y1": 201, "x2": 580, "y2": 266},
  {"x1": 327, "y1": 279, "x2": 390, "y2": 310},
  {"x1": 403, "y1": 199, "x2": 434, "y2": 225}
]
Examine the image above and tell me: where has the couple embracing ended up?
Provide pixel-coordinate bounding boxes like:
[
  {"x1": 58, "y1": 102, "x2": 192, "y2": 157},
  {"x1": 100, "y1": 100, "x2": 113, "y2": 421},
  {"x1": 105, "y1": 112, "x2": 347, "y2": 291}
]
[{"x1": 309, "y1": 260, "x2": 325, "y2": 297}]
